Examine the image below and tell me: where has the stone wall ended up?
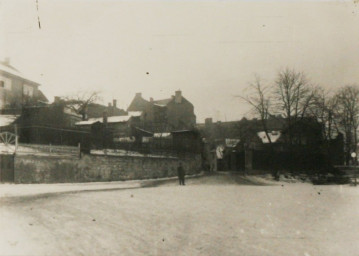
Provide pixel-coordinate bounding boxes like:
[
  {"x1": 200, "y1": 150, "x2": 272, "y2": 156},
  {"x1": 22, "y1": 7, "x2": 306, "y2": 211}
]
[{"x1": 14, "y1": 154, "x2": 202, "y2": 183}]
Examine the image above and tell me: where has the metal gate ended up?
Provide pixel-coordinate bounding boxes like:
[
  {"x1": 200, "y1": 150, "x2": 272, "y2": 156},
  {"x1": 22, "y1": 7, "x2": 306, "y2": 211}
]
[
  {"x1": 0, "y1": 154, "x2": 14, "y2": 183},
  {"x1": 0, "y1": 131, "x2": 17, "y2": 183}
]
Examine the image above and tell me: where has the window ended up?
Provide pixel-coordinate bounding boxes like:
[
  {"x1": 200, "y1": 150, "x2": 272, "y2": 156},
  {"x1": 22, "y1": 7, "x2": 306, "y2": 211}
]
[
  {"x1": 0, "y1": 75, "x2": 11, "y2": 90},
  {"x1": 23, "y1": 84, "x2": 34, "y2": 97}
]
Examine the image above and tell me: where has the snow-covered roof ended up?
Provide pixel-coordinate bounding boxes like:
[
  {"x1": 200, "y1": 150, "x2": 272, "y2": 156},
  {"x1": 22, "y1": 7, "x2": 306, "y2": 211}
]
[
  {"x1": 128, "y1": 111, "x2": 142, "y2": 117},
  {"x1": 225, "y1": 138, "x2": 240, "y2": 148},
  {"x1": 154, "y1": 98, "x2": 172, "y2": 106},
  {"x1": 154, "y1": 103, "x2": 167, "y2": 107},
  {"x1": 64, "y1": 107, "x2": 82, "y2": 118},
  {"x1": 134, "y1": 127, "x2": 153, "y2": 135},
  {"x1": 75, "y1": 119, "x2": 101, "y2": 126},
  {"x1": 114, "y1": 137, "x2": 135, "y2": 143},
  {"x1": 75, "y1": 115, "x2": 133, "y2": 126},
  {"x1": 0, "y1": 62, "x2": 22, "y2": 77},
  {"x1": 153, "y1": 132, "x2": 172, "y2": 138},
  {"x1": 107, "y1": 116, "x2": 132, "y2": 123},
  {"x1": 0, "y1": 115, "x2": 18, "y2": 127},
  {"x1": 171, "y1": 130, "x2": 194, "y2": 133},
  {"x1": 257, "y1": 131, "x2": 282, "y2": 144},
  {"x1": 0, "y1": 61, "x2": 39, "y2": 85}
]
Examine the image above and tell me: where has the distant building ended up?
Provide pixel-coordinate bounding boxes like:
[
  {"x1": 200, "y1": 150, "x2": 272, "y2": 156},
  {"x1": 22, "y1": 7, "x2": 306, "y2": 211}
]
[
  {"x1": 75, "y1": 112, "x2": 143, "y2": 149},
  {"x1": 85, "y1": 99, "x2": 127, "y2": 119},
  {"x1": 197, "y1": 116, "x2": 343, "y2": 172},
  {"x1": 127, "y1": 90, "x2": 196, "y2": 132},
  {"x1": 0, "y1": 59, "x2": 48, "y2": 111},
  {"x1": 55, "y1": 97, "x2": 127, "y2": 121},
  {"x1": 198, "y1": 116, "x2": 326, "y2": 150}
]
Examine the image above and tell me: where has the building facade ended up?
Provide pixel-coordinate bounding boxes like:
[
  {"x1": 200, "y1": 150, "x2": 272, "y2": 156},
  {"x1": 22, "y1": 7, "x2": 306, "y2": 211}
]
[
  {"x1": 0, "y1": 59, "x2": 48, "y2": 111},
  {"x1": 127, "y1": 90, "x2": 196, "y2": 132}
]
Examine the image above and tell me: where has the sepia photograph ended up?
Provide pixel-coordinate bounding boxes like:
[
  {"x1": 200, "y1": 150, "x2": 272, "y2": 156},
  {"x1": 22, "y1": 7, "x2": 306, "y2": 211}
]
[{"x1": 1, "y1": 0, "x2": 359, "y2": 255}]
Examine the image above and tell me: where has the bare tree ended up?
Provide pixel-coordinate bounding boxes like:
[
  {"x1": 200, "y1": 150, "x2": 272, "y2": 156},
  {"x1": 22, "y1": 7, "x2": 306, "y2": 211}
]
[
  {"x1": 309, "y1": 87, "x2": 338, "y2": 140},
  {"x1": 239, "y1": 75, "x2": 273, "y2": 144},
  {"x1": 334, "y1": 85, "x2": 359, "y2": 164},
  {"x1": 273, "y1": 68, "x2": 316, "y2": 145},
  {"x1": 239, "y1": 75, "x2": 282, "y2": 179},
  {"x1": 308, "y1": 86, "x2": 343, "y2": 166},
  {"x1": 64, "y1": 91, "x2": 102, "y2": 120}
]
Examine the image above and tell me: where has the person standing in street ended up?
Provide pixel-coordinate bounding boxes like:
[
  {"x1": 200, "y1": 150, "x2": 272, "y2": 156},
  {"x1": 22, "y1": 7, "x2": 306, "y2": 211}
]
[{"x1": 177, "y1": 162, "x2": 185, "y2": 185}]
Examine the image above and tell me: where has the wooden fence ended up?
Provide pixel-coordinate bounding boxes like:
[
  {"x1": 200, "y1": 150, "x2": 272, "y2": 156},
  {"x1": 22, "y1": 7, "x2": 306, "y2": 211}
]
[{"x1": 16, "y1": 143, "x2": 80, "y2": 158}]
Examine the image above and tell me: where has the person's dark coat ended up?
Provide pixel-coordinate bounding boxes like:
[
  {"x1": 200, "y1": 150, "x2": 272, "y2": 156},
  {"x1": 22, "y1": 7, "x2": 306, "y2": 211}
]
[{"x1": 177, "y1": 164, "x2": 185, "y2": 185}]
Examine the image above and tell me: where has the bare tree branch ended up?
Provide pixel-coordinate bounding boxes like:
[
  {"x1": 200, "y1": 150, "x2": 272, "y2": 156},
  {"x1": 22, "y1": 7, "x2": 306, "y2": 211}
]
[
  {"x1": 273, "y1": 68, "x2": 315, "y2": 145},
  {"x1": 238, "y1": 75, "x2": 273, "y2": 144},
  {"x1": 63, "y1": 91, "x2": 102, "y2": 119},
  {"x1": 333, "y1": 85, "x2": 359, "y2": 159}
]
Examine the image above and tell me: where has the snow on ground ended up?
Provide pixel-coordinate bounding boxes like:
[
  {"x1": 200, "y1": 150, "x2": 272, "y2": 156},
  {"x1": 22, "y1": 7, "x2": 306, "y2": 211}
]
[
  {"x1": 0, "y1": 143, "x2": 15, "y2": 154},
  {"x1": 90, "y1": 149, "x2": 177, "y2": 158},
  {"x1": 0, "y1": 180, "x2": 142, "y2": 198},
  {"x1": 0, "y1": 143, "x2": 71, "y2": 156},
  {"x1": 0, "y1": 175, "x2": 359, "y2": 256}
]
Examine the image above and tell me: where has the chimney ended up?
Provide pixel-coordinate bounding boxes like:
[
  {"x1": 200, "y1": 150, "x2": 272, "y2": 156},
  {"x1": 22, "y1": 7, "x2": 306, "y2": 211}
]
[
  {"x1": 150, "y1": 97, "x2": 154, "y2": 103},
  {"x1": 135, "y1": 92, "x2": 142, "y2": 98},
  {"x1": 113, "y1": 99, "x2": 117, "y2": 108},
  {"x1": 108, "y1": 102, "x2": 111, "y2": 107},
  {"x1": 205, "y1": 118, "x2": 213, "y2": 126},
  {"x1": 175, "y1": 90, "x2": 182, "y2": 103},
  {"x1": 54, "y1": 96, "x2": 61, "y2": 103}
]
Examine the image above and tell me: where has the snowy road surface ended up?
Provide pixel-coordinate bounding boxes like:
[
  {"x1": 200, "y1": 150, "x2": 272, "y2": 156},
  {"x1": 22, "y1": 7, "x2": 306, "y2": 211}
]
[{"x1": 0, "y1": 174, "x2": 358, "y2": 256}]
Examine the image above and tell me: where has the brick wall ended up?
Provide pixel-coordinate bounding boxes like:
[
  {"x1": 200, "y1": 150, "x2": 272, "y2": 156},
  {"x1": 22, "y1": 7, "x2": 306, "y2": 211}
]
[{"x1": 14, "y1": 154, "x2": 202, "y2": 183}]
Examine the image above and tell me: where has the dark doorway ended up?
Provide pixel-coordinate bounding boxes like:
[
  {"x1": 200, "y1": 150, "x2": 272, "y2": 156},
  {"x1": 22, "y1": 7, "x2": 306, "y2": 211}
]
[{"x1": 0, "y1": 154, "x2": 15, "y2": 183}]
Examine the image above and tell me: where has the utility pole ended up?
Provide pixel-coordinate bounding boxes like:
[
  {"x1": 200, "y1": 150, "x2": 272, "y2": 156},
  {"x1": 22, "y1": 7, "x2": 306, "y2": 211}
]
[
  {"x1": 351, "y1": 152, "x2": 357, "y2": 186},
  {"x1": 356, "y1": 156, "x2": 358, "y2": 187}
]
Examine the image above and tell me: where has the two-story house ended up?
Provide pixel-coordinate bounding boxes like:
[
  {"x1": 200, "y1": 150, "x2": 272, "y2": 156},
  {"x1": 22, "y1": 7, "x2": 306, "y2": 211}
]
[
  {"x1": 127, "y1": 90, "x2": 196, "y2": 132},
  {"x1": 0, "y1": 59, "x2": 48, "y2": 111}
]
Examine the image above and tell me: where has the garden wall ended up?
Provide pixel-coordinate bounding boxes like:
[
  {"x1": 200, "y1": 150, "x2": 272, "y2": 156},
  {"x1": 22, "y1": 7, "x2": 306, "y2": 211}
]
[{"x1": 14, "y1": 154, "x2": 202, "y2": 183}]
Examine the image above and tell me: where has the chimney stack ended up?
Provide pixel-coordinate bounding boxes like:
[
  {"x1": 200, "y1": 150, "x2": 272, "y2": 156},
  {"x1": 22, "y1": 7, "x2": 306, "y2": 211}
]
[
  {"x1": 54, "y1": 96, "x2": 61, "y2": 103},
  {"x1": 135, "y1": 92, "x2": 142, "y2": 98},
  {"x1": 108, "y1": 102, "x2": 111, "y2": 107},
  {"x1": 150, "y1": 97, "x2": 154, "y2": 103},
  {"x1": 175, "y1": 90, "x2": 182, "y2": 103},
  {"x1": 113, "y1": 99, "x2": 117, "y2": 108},
  {"x1": 205, "y1": 118, "x2": 213, "y2": 126}
]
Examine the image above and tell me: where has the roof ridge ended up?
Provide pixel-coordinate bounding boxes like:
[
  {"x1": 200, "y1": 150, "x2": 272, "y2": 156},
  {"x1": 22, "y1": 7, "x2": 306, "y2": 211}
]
[{"x1": 0, "y1": 61, "x2": 21, "y2": 73}]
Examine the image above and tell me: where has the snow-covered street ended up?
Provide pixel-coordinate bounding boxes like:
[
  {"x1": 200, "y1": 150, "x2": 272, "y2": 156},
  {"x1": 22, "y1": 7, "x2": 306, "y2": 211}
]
[{"x1": 1, "y1": 174, "x2": 359, "y2": 256}]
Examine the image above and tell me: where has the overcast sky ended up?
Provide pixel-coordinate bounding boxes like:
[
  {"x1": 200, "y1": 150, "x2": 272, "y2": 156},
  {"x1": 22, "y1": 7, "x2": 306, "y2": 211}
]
[{"x1": 1, "y1": 0, "x2": 359, "y2": 122}]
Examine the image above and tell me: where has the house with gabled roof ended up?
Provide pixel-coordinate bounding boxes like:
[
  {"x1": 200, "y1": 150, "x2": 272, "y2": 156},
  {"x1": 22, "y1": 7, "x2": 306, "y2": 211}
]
[
  {"x1": 127, "y1": 90, "x2": 196, "y2": 132},
  {"x1": 75, "y1": 111, "x2": 144, "y2": 149},
  {"x1": 0, "y1": 58, "x2": 48, "y2": 112}
]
